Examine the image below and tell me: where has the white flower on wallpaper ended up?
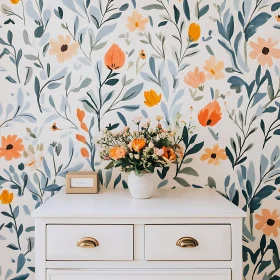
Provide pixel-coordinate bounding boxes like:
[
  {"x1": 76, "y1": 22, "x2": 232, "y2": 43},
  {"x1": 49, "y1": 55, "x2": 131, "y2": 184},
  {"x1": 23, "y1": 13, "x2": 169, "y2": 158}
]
[{"x1": 0, "y1": 0, "x2": 280, "y2": 279}]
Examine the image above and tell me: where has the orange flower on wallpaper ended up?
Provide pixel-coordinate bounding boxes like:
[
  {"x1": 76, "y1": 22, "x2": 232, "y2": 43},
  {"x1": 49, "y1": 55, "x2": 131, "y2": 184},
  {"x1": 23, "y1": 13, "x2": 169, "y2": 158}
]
[
  {"x1": 126, "y1": 11, "x2": 149, "y2": 32},
  {"x1": 139, "y1": 49, "x2": 146, "y2": 60},
  {"x1": 0, "y1": 190, "x2": 14, "y2": 204},
  {"x1": 49, "y1": 35, "x2": 79, "y2": 63},
  {"x1": 104, "y1": 44, "x2": 126, "y2": 70},
  {"x1": 0, "y1": 135, "x2": 24, "y2": 161},
  {"x1": 144, "y1": 90, "x2": 162, "y2": 107},
  {"x1": 203, "y1": 56, "x2": 224, "y2": 80},
  {"x1": 198, "y1": 100, "x2": 222, "y2": 127},
  {"x1": 131, "y1": 139, "x2": 146, "y2": 152},
  {"x1": 10, "y1": 0, "x2": 20, "y2": 4},
  {"x1": 51, "y1": 123, "x2": 61, "y2": 131},
  {"x1": 249, "y1": 37, "x2": 280, "y2": 67},
  {"x1": 255, "y1": 209, "x2": 280, "y2": 237},
  {"x1": 80, "y1": 148, "x2": 89, "y2": 158},
  {"x1": 76, "y1": 134, "x2": 87, "y2": 144},
  {"x1": 184, "y1": 67, "x2": 205, "y2": 90},
  {"x1": 162, "y1": 147, "x2": 177, "y2": 162},
  {"x1": 77, "y1": 109, "x2": 88, "y2": 132},
  {"x1": 200, "y1": 144, "x2": 227, "y2": 165},
  {"x1": 109, "y1": 146, "x2": 126, "y2": 160},
  {"x1": 276, "y1": 15, "x2": 280, "y2": 22},
  {"x1": 188, "y1": 23, "x2": 201, "y2": 42}
]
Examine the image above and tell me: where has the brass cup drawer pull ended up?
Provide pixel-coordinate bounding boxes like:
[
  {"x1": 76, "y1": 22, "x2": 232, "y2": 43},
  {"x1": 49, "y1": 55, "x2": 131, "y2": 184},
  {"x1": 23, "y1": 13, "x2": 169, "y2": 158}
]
[
  {"x1": 176, "y1": 237, "x2": 199, "y2": 248},
  {"x1": 76, "y1": 237, "x2": 99, "y2": 248}
]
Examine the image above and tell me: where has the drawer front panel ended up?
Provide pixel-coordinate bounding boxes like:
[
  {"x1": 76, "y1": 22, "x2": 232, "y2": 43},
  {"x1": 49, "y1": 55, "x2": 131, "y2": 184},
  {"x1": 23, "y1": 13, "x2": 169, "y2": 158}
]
[
  {"x1": 47, "y1": 225, "x2": 133, "y2": 261},
  {"x1": 47, "y1": 269, "x2": 231, "y2": 280},
  {"x1": 145, "y1": 225, "x2": 231, "y2": 261}
]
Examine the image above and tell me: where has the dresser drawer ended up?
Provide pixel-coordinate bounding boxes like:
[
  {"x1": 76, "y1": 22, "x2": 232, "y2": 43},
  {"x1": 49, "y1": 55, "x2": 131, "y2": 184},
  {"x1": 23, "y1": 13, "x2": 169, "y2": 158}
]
[
  {"x1": 47, "y1": 269, "x2": 231, "y2": 280},
  {"x1": 47, "y1": 225, "x2": 133, "y2": 261},
  {"x1": 145, "y1": 225, "x2": 231, "y2": 261}
]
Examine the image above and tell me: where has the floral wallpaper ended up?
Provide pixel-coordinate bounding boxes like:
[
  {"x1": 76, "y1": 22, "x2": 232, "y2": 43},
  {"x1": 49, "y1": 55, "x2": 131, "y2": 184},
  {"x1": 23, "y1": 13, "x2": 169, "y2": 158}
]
[{"x1": 0, "y1": 0, "x2": 280, "y2": 279}]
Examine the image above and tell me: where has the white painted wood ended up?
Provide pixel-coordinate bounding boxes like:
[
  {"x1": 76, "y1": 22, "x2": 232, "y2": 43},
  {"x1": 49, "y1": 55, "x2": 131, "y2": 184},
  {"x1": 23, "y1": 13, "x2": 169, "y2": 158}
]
[
  {"x1": 46, "y1": 260, "x2": 232, "y2": 269},
  {"x1": 133, "y1": 224, "x2": 144, "y2": 261},
  {"x1": 145, "y1": 224, "x2": 231, "y2": 261},
  {"x1": 47, "y1": 269, "x2": 231, "y2": 280},
  {"x1": 231, "y1": 218, "x2": 243, "y2": 280},
  {"x1": 32, "y1": 188, "x2": 246, "y2": 218},
  {"x1": 33, "y1": 188, "x2": 245, "y2": 280},
  {"x1": 47, "y1": 225, "x2": 133, "y2": 261},
  {"x1": 35, "y1": 219, "x2": 46, "y2": 280}
]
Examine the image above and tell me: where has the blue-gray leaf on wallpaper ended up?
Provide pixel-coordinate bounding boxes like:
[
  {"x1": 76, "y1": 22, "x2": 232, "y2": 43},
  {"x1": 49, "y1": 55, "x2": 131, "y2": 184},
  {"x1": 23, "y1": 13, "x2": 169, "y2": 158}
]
[{"x1": 245, "y1": 13, "x2": 271, "y2": 41}]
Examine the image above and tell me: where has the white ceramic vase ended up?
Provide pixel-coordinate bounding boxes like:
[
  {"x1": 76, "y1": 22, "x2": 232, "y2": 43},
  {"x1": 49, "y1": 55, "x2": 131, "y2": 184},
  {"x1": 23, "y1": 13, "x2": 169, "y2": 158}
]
[{"x1": 127, "y1": 171, "x2": 157, "y2": 199}]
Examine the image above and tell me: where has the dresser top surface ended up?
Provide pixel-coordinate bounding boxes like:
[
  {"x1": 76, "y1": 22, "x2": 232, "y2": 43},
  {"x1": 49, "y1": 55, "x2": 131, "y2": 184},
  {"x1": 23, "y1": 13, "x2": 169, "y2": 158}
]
[{"x1": 32, "y1": 188, "x2": 245, "y2": 218}]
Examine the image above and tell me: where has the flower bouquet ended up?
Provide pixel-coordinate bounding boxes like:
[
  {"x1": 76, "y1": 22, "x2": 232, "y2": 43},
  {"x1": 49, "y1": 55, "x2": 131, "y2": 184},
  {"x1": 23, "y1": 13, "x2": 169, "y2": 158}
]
[{"x1": 97, "y1": 117, "x2": 183, "y2": 199}]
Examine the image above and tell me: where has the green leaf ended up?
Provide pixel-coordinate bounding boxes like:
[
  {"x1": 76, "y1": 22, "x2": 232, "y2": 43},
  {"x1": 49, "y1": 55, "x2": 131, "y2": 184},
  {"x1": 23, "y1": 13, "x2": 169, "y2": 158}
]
[
  {"x1": 142, "y1": 4, "x2": 165, "y2": 10},
  {"x1": 174, "y1": 177, "x2": 190, "y2": 187},
  {"x1": 105, "y1": 79, "x2": 119, "y2": 86},
  {"x1": 208, "y1": 177, "x2": 216, "y2": 189},
  {"x1": 257, "y1": 260, "x2": 271, "y2": 275},
  {"x1": 6, "y1": 76, "x2": 17, "y2": 83},
  {"x1": 173, "y1": 5, "x2": 180, "y2": 24},
  {"x1": 250, "y1": 185, "x2": 276, "y2": 213},
  {"x1": 180, "y1": 167, "x2": 198, "y2": 177},
  {"x1": 7, "y1": 30, "x2": 13, "y2": 44},
  {"x1": 226, "y1": 147, "x2": 235, "y2": 168},
  {"x1": 11, "y1": 273, "x2": 29, "y2": 280},
  {"x1": 119, "y1": 4, "x2": 129, "y2": 11},
  {"x1": 186, "y1": 142, "x2": 204, "y2": 156},
  {"x1": 182, "y1": 126, "x2": 189, "y2": 147},
  {"x1": 122, "y1": 83, "x2": 144, "y2": 101},
  {"x1": 114, "y1": 173, "x2": 121, "y2": 188},
  {"x1": 183, "y1": 0, "x2": 190, "y2": 20},
  {"x1": 16, "y1": 253, "x2": 26, "y2": 273},
  {"x1": 272, "y1": 2, "x2": 280, "y2": 11}
]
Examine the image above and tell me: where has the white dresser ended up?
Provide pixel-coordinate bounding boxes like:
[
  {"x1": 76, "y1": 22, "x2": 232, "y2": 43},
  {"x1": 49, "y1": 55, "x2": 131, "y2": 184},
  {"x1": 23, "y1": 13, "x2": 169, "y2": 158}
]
[{"x1": 32, "y1": 188, "x2": 245, "y2": 280}]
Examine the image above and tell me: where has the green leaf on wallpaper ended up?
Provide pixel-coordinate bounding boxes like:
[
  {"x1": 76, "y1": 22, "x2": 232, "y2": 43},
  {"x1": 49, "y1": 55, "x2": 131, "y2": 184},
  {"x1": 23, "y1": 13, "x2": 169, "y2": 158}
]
[
  {"x1": 42, "y1": 184, "x2": 62, "y2": 192},
  {"x1": 208, "y1": 177, "x2": 216, "y2": 189},
  {"x1": 258, "y1": 260, "x2": 271, "y2": 275},
  {"x1": 119, "y1": 4, "x2": 129, "y2": 11},
  {"x1": 117, "y1": 112, "x2": 127, "y2": 126},
  {"x1": 271, "y1": 2, "x2": 280, "y2": 11},
  {"x1": 198, "y1": 5, "x2": 209, "y2": 19},
  {"x1": 183, "y1": 0, "x2": 190, "y2": 20},
  {"x1": 7, "y1": 243, "x2": 19, "y2": 250},
  {"x1": 250, "y1": 185, "x2": 276, "y2": 213},
  {"x1": 174, "y1": 177, "x2": 190, "y2": 187},
  {"x1": 186, "y1": 142, "x2": 204, "y2": 156},
  {"x1": 10, "y1": 273, "x2": 29, "y2": 280},
  {"x1": 158, "y1": 21, "x2": 168, "y2": 27},
  {"x1": 6, "y1": 76, "x2": 16, "y2": 83},
  {"x1": 180, "y1": 167, "x2": 198, "y2": 177},
  {"x1": 105, "y1": 79, "x2": 119, "y2": 86},
  {"x1": 114, "y1": 173, "x2": 122, "y2": 189},
  {"x1": 122, "y1": 83, "x2": 144, "y2": 101},
  {"x1": 245, "y1": 13, "x2": 271, "y2": 41},
  {"x1": 16, "y1": 254, "x2": 26, "y2": 273},
  {"x1": 173, "y1": 5, "x2": 180, "y2": 24},
  {"x1": 142, "y1": 4, "x2": 164, "y2": 10},
  {"x1": 7, "y1": 30, "x2": 13, "y2": 44},
  {"x1": 106, "y1": 12, "x2": 122, "y2": 22}
]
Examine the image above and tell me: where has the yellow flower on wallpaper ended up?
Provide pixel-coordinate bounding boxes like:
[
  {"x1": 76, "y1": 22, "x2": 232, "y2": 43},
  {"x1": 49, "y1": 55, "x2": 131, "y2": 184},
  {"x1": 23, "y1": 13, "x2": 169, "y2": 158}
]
[
  {"x1": 200, "y1": 144, "x2": 227, "y2": 165},
  {"x1": 249, "y1": 37, "x2": 280, "y2": 67},
  {"x1": 203, "y1": 56, "x2": 224, "y2": 80},
  {"x1": 0, "y1": 135, "x2": 24, "y2": 161},
  {"x1": 126, "y1": 11, "x2": 149, "y2": 32},
  {"x1": 255, "y1": 209, "x2": 280, "y2": 237},
  {"x1": 184, "y1": 67, "x2": 205, "y2": 90},
  {"x1": 49, "y1": 35, "x2": 79, "y2": 63},
  {"x1": 188, "y1": 23, "x2": 201, "y2": 42},
  {"x1": 10, "y1": 0, "x2": 20, "y2": 4},
  {"x1": 144, "y1": 90, "x2": 162, "y2": 107},
  {"x1": 0, "y1": 190, "x2": 14, "y2": 204}
]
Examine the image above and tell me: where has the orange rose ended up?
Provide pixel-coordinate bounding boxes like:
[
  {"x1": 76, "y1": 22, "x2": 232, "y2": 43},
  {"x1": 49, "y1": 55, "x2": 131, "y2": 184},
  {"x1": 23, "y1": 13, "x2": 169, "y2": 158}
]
[
  {"x1": 162, "y1": 146, "x2": 176, "y2": 162},
  {"x1": 104, "y1": 44, "x2": 126, "y2": 70},
  {"x1": 109, "y1": 146, "x2": 126, "y2": 160},
  {"x1": 131, "y1": 139, "x2": 146, "y2": 152},
  {"x1": 0, "y1": 190, "x2": 14, "y2": 204}
]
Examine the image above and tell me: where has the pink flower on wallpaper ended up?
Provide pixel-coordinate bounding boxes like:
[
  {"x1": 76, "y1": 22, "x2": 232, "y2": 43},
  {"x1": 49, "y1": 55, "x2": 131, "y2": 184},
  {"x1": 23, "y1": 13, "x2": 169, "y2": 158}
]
[{"x1": 249, "y1": 37, "x2": 280, "y2": 67}]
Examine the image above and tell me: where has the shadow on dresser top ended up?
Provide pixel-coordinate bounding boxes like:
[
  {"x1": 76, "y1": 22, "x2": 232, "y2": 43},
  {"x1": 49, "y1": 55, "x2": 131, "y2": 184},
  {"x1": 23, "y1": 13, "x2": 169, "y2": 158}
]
[{"x1": 32, "y1": 188, "x2": 246, "y2": 219}]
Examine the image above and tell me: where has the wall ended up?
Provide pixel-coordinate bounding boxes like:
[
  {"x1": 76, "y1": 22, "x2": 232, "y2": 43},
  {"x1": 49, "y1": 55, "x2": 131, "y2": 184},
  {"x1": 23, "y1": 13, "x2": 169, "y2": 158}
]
[{"x1": 0, "y1": 0, "x2": 280, "y2": 279}]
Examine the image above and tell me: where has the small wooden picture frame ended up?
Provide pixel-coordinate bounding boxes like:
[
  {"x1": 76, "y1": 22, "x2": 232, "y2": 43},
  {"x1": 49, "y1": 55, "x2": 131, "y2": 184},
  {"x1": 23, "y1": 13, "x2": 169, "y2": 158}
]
[{"x1": 66, "y1": 172, "x2": 100, "y2": 194}]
